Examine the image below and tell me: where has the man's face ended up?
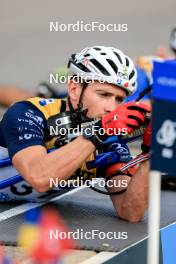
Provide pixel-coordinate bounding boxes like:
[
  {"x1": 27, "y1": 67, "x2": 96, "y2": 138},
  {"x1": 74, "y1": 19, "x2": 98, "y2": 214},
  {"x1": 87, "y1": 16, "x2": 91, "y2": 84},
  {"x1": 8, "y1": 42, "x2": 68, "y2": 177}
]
[{"x1": 81, "y1": 82, "x2": 127, "y2": 119}]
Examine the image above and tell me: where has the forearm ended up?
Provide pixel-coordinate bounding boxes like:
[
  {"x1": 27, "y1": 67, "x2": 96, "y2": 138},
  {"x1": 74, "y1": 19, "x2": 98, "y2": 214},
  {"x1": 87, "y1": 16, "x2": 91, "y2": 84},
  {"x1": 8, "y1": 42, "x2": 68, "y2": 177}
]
[
  {"x1": 110, "y1": 160, "x2": 150, "y2": 222},
  {"x1": 28, "y1": 136, "x2": 95, "y2": 191}
]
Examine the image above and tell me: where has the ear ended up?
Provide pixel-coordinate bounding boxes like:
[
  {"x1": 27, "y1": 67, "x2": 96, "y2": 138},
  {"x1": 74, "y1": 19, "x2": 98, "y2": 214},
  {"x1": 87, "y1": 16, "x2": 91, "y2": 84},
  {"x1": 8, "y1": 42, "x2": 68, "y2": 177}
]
[{"x1": 68, "y1": 79, "x2": 82, "y2": 102}]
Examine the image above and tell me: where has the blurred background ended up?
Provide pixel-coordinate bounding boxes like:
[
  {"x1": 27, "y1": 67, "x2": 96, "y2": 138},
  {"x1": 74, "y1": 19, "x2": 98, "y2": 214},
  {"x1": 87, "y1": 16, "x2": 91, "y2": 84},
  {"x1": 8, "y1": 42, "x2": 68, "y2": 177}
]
[
  {"x1": 0, "y1": 1, "x2": 175, "y2": 262},
  {"x1": 0, "y1": 0, "x2": 175, "y2": 90}
]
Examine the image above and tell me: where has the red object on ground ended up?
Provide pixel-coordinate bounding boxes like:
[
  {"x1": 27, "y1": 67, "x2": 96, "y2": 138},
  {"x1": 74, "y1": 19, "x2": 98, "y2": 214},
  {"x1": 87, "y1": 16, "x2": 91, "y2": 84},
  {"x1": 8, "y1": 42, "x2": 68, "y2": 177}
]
[
  {"x1": 0, "y1": 245, "x2": 16, "y2": 264},
  {"x1": 29, "y1": 208, "x2": 75, "y2": 263},
  {"x1": 0, "y1": 245, "x2": 4, "y2": 263}
]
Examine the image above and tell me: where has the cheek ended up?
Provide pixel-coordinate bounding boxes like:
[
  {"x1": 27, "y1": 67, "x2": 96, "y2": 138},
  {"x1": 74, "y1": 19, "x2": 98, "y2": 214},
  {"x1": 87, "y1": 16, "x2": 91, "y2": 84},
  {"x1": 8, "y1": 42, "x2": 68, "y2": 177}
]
[{"x1": 83, "y1": 92, "x2": 106, "y2": 117}]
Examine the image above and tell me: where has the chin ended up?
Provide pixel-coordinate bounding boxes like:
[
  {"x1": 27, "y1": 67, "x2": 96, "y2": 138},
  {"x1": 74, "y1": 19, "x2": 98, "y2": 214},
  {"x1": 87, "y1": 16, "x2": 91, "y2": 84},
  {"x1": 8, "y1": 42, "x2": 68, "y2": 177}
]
[
  {"x1": 94, "y1": 114, "x2": 104, "y2": 119},
  {"x1": 86, "y1": 111, "x2": 104, "y2": 119}
]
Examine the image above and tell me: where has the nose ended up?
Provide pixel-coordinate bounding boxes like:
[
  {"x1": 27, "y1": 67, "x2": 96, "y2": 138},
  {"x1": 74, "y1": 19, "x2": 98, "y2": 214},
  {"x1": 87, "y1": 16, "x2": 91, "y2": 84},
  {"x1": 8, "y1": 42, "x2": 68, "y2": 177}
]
[{"x1": 104, "y1": 98, "x2": 117, "y2": 113}]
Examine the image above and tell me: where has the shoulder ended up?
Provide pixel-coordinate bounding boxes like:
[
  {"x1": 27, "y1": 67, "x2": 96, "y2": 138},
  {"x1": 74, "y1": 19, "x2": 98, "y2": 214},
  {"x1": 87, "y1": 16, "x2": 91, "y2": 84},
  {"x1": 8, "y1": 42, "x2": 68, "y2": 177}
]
[
  {"x1": 2, "y1": 101, "x2": 42, "y2": 121},
  {"x1": 1, "y1": 101, "x2": 47, "y2": 133},
  {"x1": 27, "y1": 97, "x2": 63, "y2": 119},
  {"x1": 0, "y1": 101, "x2": 47, "y2": 158}
]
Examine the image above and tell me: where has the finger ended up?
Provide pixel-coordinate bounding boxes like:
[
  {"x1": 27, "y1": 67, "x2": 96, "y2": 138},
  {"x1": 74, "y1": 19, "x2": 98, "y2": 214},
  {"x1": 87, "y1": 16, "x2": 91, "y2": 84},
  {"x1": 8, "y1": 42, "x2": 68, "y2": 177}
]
[
  {"x1": 126, "y1": 118, "x2": 139, "y2": 128},
  {"x1": 126, "y1": 102, "x2": 151, "y2": 113},
  {"x1": 126, "y1": 110, "x2": 145, "y2": 124}
]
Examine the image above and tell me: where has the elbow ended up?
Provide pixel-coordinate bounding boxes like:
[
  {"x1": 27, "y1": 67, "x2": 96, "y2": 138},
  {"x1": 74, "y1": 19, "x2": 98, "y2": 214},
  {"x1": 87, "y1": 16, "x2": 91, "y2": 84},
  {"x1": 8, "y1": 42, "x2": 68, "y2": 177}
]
[
  {"x1": 120, "y1": 213, "x2": 144, "y2": 223},
  {"x1": 116, "y1": 192, "x2": 147, "y2": 223},
  {"x1": 26, "y1": 169, "x2": 50, "y2": 193},
  {"x1": 30, "y1": 178, "x2": 50, "y2": 193},
  {"x1": 118, "y1": 209, "x2": 144, "y2": 223},
  {"x1": 34, "y1": 185, "x2": 49, "y2": 193},
  {"x1": 117, "y1": 204, "x2": 145, "y2": 223}
]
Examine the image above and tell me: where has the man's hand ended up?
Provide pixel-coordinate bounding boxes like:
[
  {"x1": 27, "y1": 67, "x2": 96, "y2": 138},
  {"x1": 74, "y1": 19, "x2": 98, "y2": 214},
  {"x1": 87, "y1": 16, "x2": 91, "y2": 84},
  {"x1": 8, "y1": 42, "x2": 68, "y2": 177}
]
[
  {"x1": 141, "y1": 119, "x2": 152, "y2": 153},
  {"x1": 101, "y1": 102, "x2": 151, "y2": 135}
]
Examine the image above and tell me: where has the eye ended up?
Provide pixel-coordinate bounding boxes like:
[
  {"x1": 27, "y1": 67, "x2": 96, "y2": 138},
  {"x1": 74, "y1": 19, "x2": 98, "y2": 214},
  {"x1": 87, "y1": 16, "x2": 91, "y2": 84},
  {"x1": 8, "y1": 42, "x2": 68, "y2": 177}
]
[
  {"x1": 115, "y1": 97, "x2": 124, "y2": 104},
  {"x1": 98, "y1": 92, "x2": 111, "y2": 98}
]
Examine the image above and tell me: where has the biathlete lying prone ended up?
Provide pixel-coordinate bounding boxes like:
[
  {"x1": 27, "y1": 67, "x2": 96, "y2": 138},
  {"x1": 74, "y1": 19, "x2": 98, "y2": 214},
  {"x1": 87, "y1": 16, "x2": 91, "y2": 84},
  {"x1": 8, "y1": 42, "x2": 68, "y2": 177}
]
[{"x1": 0, "y1": 46, "x2": 151, "y2": 223}]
